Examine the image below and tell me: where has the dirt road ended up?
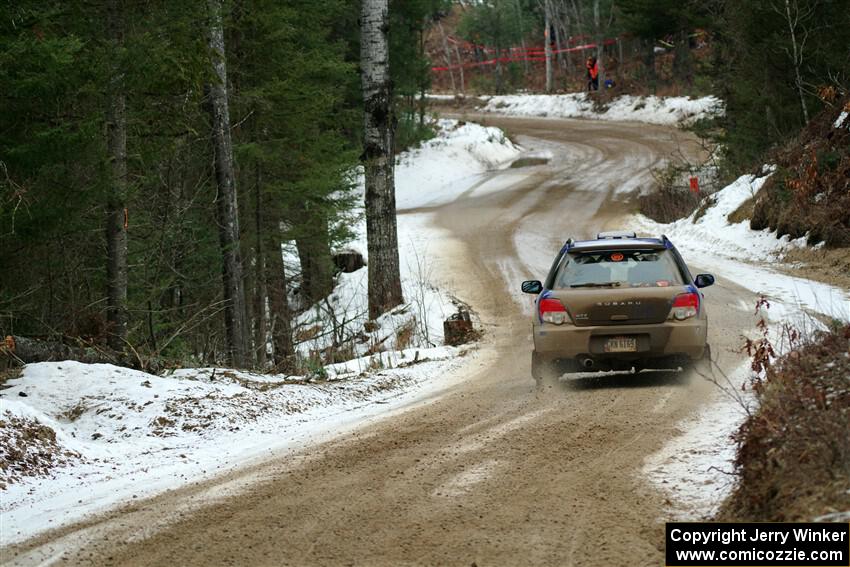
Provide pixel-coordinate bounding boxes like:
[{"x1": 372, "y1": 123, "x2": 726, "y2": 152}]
[{"x1": 4, "y1": 116, "x2": 760, "y2": 566}]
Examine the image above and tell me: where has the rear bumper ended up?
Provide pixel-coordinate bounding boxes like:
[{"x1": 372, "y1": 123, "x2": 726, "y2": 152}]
[{"x1": 533, "y1": 318, "x2": 707, "y2": 363}]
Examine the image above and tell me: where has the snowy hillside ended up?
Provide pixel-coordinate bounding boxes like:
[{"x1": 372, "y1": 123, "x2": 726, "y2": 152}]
[{"x1": 396, "y1": 119, "x2": 522, "y2": 209}]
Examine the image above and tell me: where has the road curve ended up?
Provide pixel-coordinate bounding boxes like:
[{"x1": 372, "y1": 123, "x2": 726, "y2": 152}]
[{"x1": 3, "y1": 116, "x2": 760, "y2": 567}]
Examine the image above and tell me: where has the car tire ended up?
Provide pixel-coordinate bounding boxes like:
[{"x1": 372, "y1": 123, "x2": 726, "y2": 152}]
[{"x1": 532, "y1": 351, "x2": 561, "y2": 388}]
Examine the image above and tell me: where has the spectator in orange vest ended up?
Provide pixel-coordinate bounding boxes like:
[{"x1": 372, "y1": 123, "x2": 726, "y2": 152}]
[{"x1": 586, "y1": 56, "x2": 599, "y2": 91}]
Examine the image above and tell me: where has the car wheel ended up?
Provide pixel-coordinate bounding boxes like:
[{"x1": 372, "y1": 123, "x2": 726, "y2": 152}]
[{"x1": 532, "y1": 351, "x2": 561, "y2": 388}]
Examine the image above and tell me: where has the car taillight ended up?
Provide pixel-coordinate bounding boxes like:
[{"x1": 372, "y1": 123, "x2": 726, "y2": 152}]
[
  {"x1": 539, "y1": 298, "x2": 569, "y2": 325},
  {"x1": 669, "y1": 292, "x2": 699, "y2": 320}
]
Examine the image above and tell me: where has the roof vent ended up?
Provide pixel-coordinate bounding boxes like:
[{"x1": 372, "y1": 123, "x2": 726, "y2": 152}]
[{"x1": 596, "y1": 230, "x2": 637, "y2": 240}]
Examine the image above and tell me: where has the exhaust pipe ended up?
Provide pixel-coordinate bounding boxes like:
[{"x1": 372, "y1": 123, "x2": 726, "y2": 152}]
[{"x1": 579, "y1": 357, "x2": 595, "y2": 369}]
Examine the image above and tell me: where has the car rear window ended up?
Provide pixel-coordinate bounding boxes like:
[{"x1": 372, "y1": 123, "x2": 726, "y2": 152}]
[{"x1": 553, "y1": 249, "x2": 685, "y2": 289}]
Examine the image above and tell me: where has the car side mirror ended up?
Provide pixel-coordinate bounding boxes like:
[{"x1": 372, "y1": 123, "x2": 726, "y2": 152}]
[
  {"x1": 695, "y1": 273, "x2": 715, "y2": 288},
  {"x1": 521, "y1": 280, "x2": 543, "y2": 294}
]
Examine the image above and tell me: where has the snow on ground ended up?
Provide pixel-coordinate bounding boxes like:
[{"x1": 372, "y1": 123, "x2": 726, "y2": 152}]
[
  {"x1": 396, "y1": 118, "x2": 521, "y2": 209},
  {"x1": 423, "y1": 93, "x2": 459, "y2": 101},
  {"x1": 0, "y1": 118, "x2": 520, "y2": 546},
  {"x1": 643, "y1": 364, "x2": 750, "y2": 519},
  {"x1": 635, "y1": 170, "x2": 849, "y2": 519},
  {"x1": 294, "y1": 214, "x2": 462, "y2": 361},
  {"x1": 0, "y1": 352, "x2": 465, "y2": 544},
  {"x1": 481, "y1": 93, "x2": 723, "y2": 125}
]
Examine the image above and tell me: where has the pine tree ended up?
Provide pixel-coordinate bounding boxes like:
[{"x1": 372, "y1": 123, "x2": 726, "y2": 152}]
[
  {"x1": 228, "y1": 0, "x2": 359, "y2": 363},
  {"x1": 1, "y1": 2, "x2": 108, "y2": 338}
]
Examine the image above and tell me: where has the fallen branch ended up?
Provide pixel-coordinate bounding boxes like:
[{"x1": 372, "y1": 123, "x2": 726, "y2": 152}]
[{"x1": 1, "y1": 335, "x2": 162, "y2": 373}]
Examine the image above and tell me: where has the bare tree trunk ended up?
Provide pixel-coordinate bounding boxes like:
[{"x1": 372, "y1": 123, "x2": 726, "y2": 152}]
[
  {"x1": 253, "y1": 168, "x2": 268, "y2": 368},
  {"x1": 557, "y1": 7, "x2": 574, "y2": 79},
  {"x1": 206, "y1": 0, "x2": 249, "y2": 367},
  {"x1": 553, "y1": 3, "x2": 568, "y2": 71},
  {"x1": 105, "y1": 0, "x2": 129, "y2": 351},
  {"x1": 267, "y1": 238, "x2": 293, "y2": 370},
  {"x1": 617, "y1": 36, "x2": 624, "y2": 81},
  {"x1": 514, "y1": 0, "x2": 530, "y2": 74},
  {"x1": 360, "y1": 0, "x2": 403, "y2": 320},
  {"x1": 436, "y1": 20, "x2": 456, "y2": 94},
  {"x1": 570, "y1": 0, "x2": 584, "y2": 38},
  {"x1": 418, "y1": 22, "x2": 427, "y2": 127},
  {"x1": 593, "y1": 0, "x2": 604, "y2": 88},
  {"x1": 644, "y1": 39, "x2": 657, "y2": 94},
  {"x1": 544, "y1": 0, "x2": 554, "y2": 92},
  {"x1": 782, "y1": 0, "x2": 810, "y2": 123},
  {"x1": 454, "y1": 44, "x2": 465, "y2": 93}
]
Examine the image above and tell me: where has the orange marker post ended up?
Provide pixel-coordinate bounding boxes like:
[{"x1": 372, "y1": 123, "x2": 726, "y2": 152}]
[{"x1": 689, "y1": 176, "x2": 700, "y2": 194}]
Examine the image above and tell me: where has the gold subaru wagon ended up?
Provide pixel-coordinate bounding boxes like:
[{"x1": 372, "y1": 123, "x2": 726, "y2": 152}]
[{"x1": 521, "y1": 231, "x2": 714, "y2": 385}]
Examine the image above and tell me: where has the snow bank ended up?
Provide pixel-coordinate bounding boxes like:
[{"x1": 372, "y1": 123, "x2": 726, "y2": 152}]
[
  {"x1": 396, "y1": 119, "x2": 521, "y2": 209},
  {"x1": 638, "y1": 172, "x2": 793, "y2": 258},
  {"x1": 481, "y1": 93, "x2": 724, "y2": 125},
  {"x1": 643, "y1": 365, "x2": 751, "y2": 519},
  {"x1": 423, "y1": 93, "x2": 459, "y2": 101},
  {"x1": 0, "y1": 348, "x2": 464, "y2": 544}
]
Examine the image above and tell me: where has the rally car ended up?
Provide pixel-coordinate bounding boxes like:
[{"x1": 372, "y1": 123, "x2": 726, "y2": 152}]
[{"x1": 521, "y1": 231, "x2": 714, "y2": 385}]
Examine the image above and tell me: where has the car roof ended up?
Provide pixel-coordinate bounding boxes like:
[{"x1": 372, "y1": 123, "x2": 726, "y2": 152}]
[{"x1": 563, "y1": 235, "x2": 671, "y2": 253}]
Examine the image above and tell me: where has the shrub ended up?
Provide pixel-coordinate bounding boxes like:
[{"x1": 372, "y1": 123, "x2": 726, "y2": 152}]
[
  {"x1": 718, "y1": 320, "x2": 850, "y2": 522},
  {"x1": 638, "y1": 162, "x2": 706, "y2": 222}
]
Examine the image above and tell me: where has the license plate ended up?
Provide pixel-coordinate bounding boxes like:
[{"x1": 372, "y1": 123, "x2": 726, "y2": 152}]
[{"x1": 604, "y1": 336, "x2": 637, "y2": 353}]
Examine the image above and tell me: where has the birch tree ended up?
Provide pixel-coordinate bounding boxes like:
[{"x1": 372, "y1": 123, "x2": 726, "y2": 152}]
[
  {"x1": 361, "y1": 0, "x2": 404, "y2": 320},
  {"x1": 206, "y1": 0, "x2": 249, "y2": 367},
  {"x1": 105, "y1": 0, "x2": 129, "y2": 350}
]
